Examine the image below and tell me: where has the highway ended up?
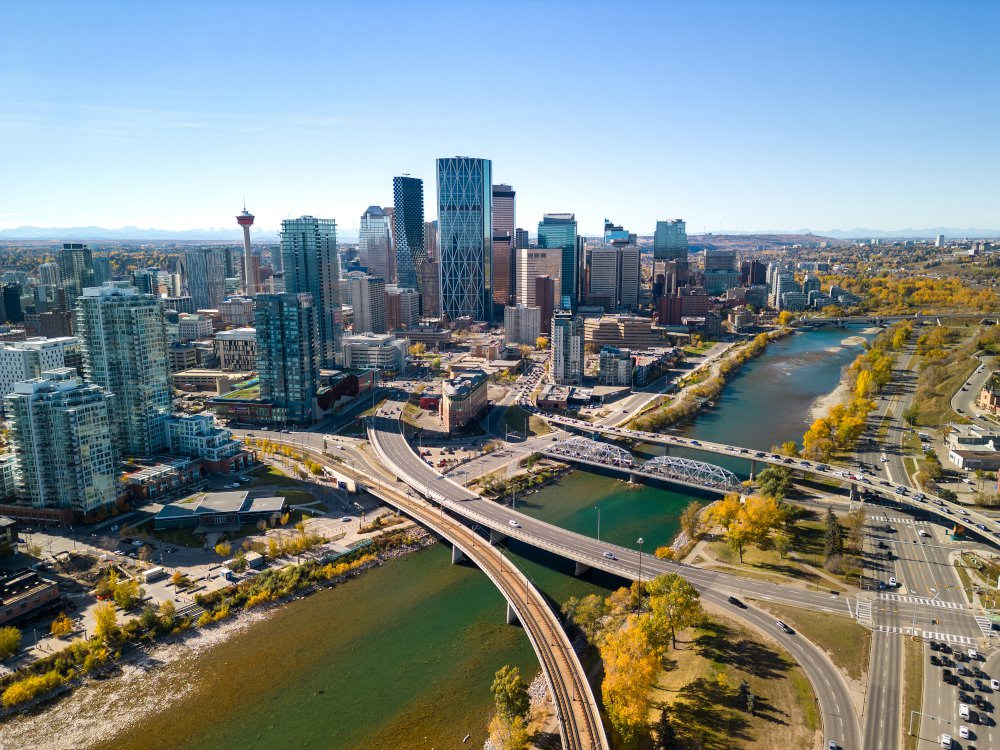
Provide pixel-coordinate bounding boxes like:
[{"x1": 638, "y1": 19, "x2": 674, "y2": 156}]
[{"x1": 367, "y1": 404, "x2": 862, "y2": 750}]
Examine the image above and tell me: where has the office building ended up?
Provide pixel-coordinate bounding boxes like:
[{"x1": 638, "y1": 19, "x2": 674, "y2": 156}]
[
  {"x1": 393, "y1": 176, "x2": 426, "y2": 291},
  {"x1": 703, "y1": 269, "x2": 741, "y2": 296},
  {"x1": 359, "y1": 206, "x2": 394, "y2": 283},
  {"x1": 419, "y1": 260, "x2": 441, "y2": 318},
  {"x1": 6, "y1": 369, "x2": 118, "y2": 516},
  {"x1": 504, "y1": 304, "x2": 541, "y2": 346},
  {"x1": 704, "y1": 250, "x2": 737, "y2": 273},
  {"x1": 516, "y1": 248, "x2": 562, "y2": 307},
  {"x1": 551, "y1": 311, "x2": 583, "y2": 385},
  {"x1": 57, "y1": 243, "x2": 94, "y2": 306},
  {"x1": 386, "y1": 287, "x2": 421, "y2": 330},
  {"x1": 178, "y1": 314, "x2": 213, "y2": 342},
  {"x1": 538, "y1": 213, "x2": 580, "y2": 310},
  {"x1": 440, "y1": 370, "x2": 487, "y2": 432},
  {"x1": 219, "y1": 296, "x2": 255, "y2": 327},
  {"x1": 587, "y1": 247, "x2": 619, "y2": 310},
  {"x1": 740, "y1": 259, "x2": 767, "y2": 286},
  {"x1": 935, "y1": 234, "x2": 945, "y2": 247},
  {"x1": 2, "y1": 285, "x2": 23, "y2": 323},
  {"x1": 255, "y1": 293, "x2": 320, "y2": 425},
  {"x1": 178, "y1": 247, "x2": 227, "y2": 310},
  {"x1": 535, "y1": 276, "x2": 555, "y2": 334},
  {"x1": 515, "y1": 228, "x2": 530, "y2": 250},
  {"x1": 654, "y1": 219, "x2": 688, "y2": 260},
  {"x1": 584, "y1": 315, "x2": 664, "y2": 349},
  {"x1": 0, "y1": 337, "x2": 80, "y2": 401},
  {"x1": 491, "y1": 183, "x2": 516, "y2": 308},
  {"x1": 341, "y1": 332, "x2": 408, "y2": 375},
  {"x1": 280, "y1": 216, "x2": 341, "y2": 367},
  {"x1": 619, "y1": 246, "x2": 640, "y2": 311},
  {"x1": 351, "y1": 275, "x2": 387, "y2": 334},
  {"x1": 424, "y1": 220, "x2": 438, "y2": 260},
  {"x1": 77, "y1": 286, "x2": 170, "y2": 457},
  {"x1": 598, "y1": 346, "x2": 633, "y2": 387},
  {"x1": 39, "y1": 263, "x2": 61, "y2": 288},
  {"x1": 215, "y1": 328, "x2": 257, "y2": 371},
  {"x1": 437, "y1": 156, "x2": 493, "y2": 322}
]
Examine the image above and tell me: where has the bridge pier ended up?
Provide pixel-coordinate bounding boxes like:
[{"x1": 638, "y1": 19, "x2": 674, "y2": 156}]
[
  {"x1": 749, "y1": 460, "x2": 757, "y2": 481},
  {"x1": 849, "y1": 482, "x2": 859, "y2": 502},
  {"x1": 451, "y1": 544, "x2": 465, "y2": 564},
  {"x1": 628, "y1": 472, "x2": 642, "y2": 484},
  {"x1": 489, "y1": 529, "x2": 508, "y2": 545},
  {"x1": 506, "y1": 601, "x2": 519, "y2": 625},
  {"x1": 574, "y1": 561, "x2": 591, "y2": 576}
]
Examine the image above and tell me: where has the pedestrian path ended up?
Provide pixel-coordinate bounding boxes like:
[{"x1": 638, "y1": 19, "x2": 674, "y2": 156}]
[
  {"x1": 878, "y1": 593, "x2": 965, "y2": 610},
  {"x1": 873, "y1": 624, "x2": 974, "y2": 645},
  {"x1": 856, "y1": 598, "x2": 873, "y2": 626},
  {"x1": 973, "y1": 614, "x2": 994, "y2": 638},
  {"x1": 869, "y1": 515, "x2": 928, "y2": 526}
]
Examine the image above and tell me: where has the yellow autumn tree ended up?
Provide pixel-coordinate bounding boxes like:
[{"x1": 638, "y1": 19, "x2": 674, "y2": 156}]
[{"x1": 600, "y1": 614, "x2": 661, "y2": 748}]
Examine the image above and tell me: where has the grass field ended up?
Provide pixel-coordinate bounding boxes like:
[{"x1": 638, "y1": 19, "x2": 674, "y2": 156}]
[
  {"x1": 754, "y1": 601, "x2": 870, "y2": 683},
  {"x1": 247, "y1": 464, "x2": 304, "y2": 488},
  {"x1": 501, "y1": 404, "x2": 552, "y2": 437},
  {"x1": 652, "y1": 613, "x2": 819, "y2": 749}
]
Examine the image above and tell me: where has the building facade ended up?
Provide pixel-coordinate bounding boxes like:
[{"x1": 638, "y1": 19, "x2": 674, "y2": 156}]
[
  {"x1": 280, "y1": 216, "x2": 341, "y2": 367},
  {"x1": 393, "y1": 176, "x2": 426, "y2": 291},
  {"x1": 359, "y1": 206, "x2": 394, "y2": 283},
  {"x1": 350, "y1": 275, "x2": 387, "y2": 334},
  {"x1": 437, "y1": 157, "x2": 493, "y2": 322},
  {"x1": 491, "y1": 183, "x2": 516, "y2": 309},
  {"x1": 598, "y1": 346, "x2": 633, "y2": 386},
  {"x1": 215, "y1": 327, "x2": 257, "y2": 372},
  {"x1": 77, "y1": 286, "x2": 170, "y2": 457},
  {"x1": 341, "y1": 333, "x2": 408, "y2": 374},
  {"x1": 504, "y1": 304, "x2": 541, "y2": 346},
  {"x1": 0, "y1": 337, "x2": 79, "y2": 402},
  {"x1": 6, "y1": 369, "x2": 119, "y2": 516},
  {"x1": 386, "y1": 287, "x2": 421, "y2": 330},
  {"x1": 56, "y1": 243, "x2": 94, "y2": 306},
  {"x1": 440, "y1": 370, "x2": 488, "y2": 432},
  {"x1": 179, "y1": 247, "x2": 228, "y2": 310},
  {"x1": 255, "y1": 293, "x2": 321, "y2": 425},
  {"x1": 537, "y1": 213, "x2": 580, "y2": 311},
  {"x1": 516, "y1": 248, "x2": 562, "y2": 308},
  {"x1": 551, "y1": 311, "x2": 583, "y2": 385}
]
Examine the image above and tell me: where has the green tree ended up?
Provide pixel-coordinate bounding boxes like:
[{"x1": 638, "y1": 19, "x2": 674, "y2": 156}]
[
  {"x1": 902, "y1": 404, "x2": 920, "y2": 425},
  {"x1": 0, "y1": 625, "x2": 21, "y2": 660},
  {"x1": 646, "y1": 573, "x2": 703, "y2": 648},
  {"x1": 773, "y1": 531, "x2": 792, "y2": 559},
  {"x1": 562, "y1": 593, "x2": 607, "y2": 642},
  {"x1": 756, "y1": 465, "x2": 792, "y2": 500},
  {"x1": 823, "y1": 507, "x2": 843, "y2": 560},
  {"x1": 491, "y1": 665, "x2": 530, "y2": 722},
  {"x1": 679, "y1": 501, "x2": 704, "y2": 541}
]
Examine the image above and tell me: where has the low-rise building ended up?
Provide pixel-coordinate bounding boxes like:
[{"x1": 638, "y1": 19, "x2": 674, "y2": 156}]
[
  {"x1": 978, "y1": 374, "x2": 1000, "y2": 415},
  {"x1": 154, "y1": 490, "x2": 286, "y2": 532},
  {"x1": 219, "y1": 296, "x2": 256, "y2": 327},
  {"x1": 167, "y1": 342, "x2": 201, "y2": 373},
  {"x1": 122, "y1": 458, "x2": 203, "y2": 501},
  {"x1": 342, "y1": 333, "x2": 408, "y2": 375},
  {"x1": 597, "y1": 346, "x2": 633, "y2": 386},
  {"x1": 165, "y1": 413, "x2": 252, "y2": 472},
  {"x1": 178, "y1": 314, "x2": 214, "y2": 342},
  {"x1": 1, "y1": 569, "x2": 60, "y2": 626},
  {"x1": 440, "y1": 369, "x2": 488, "y2": 432},
  {"x1": 172, "y1": 368, "x2": 254, "y2": 395},
  {"x1": 537, "y1": 383, "x2": 570, "y2": 410}
]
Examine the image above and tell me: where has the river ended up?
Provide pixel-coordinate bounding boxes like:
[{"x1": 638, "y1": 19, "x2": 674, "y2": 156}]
[{"x1": 1, "y1": 327, "x2": 872, "y2": 750}]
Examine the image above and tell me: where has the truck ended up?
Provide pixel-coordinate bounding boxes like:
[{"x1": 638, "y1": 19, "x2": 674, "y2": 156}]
[{"x1": 142, "y1": 566, "x2": 167, "y2": 583}]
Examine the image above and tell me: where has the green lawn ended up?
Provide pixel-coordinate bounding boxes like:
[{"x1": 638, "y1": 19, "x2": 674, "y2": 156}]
[
  {"x1": 247, "y1": 465, "x2": 304, "y2": 488},
  {"x1": 501, "y1": 405, "x2": 552, "y2": 437},
  {"x1": 755, "y1": 601, "x2": 870, "y2": 682}
]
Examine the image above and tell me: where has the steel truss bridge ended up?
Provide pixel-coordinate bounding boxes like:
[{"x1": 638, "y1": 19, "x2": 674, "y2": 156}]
[{"x1": 542, "y1": 436, "x2": 741, "y2": 492}]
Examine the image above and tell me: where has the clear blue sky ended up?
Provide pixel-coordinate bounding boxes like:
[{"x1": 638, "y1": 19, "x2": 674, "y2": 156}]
[{"x1": 1, "y1": 0, "x2": 998, "y2": 236}]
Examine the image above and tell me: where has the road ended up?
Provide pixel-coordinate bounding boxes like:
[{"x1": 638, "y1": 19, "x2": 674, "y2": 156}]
[{"x1": 367, "y1": 405, "x2": 862, "y2": 750}]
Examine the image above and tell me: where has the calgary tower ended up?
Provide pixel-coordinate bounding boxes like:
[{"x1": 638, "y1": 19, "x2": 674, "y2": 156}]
[{"x1": 237, "y1": 205, "x2": 259, "y2": 295}]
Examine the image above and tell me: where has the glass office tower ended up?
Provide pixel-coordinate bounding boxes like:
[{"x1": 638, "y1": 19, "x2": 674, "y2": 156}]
[
  {"x1": 437, "y1": 157, "x2": 493, "y2": 322},
  {"x1": 537, "y1": 213, "x2": 579, "y2": 311}
]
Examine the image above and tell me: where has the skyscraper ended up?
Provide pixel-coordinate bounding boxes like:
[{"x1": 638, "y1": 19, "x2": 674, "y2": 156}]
[
  {"x1": 491, "y1": 183, "x2": 516, "y2": 309},
  {"x1": 255, "y1": 292, "x2": 320, "y2": 425},
  {"x1": 350, "y1": 275, "x2": 387, "y2": 334},
  {"x1": 618, "y1": 245, "x2": 640, "y2": 311},
  {"x1": 393, "y1": 176, "x2": 426, "y2": 291},
  {"x1": 654, "y1": 220, "x2": 688, "y2": 260},
  {"x1": 77, "y1": 286, "x2": 170, "y2": 457},
  {"x1": 537, "y1": 214, "x2": 579, "y2": 311},
  {"x1": 57, "y1": 243, "x2": 94, "y2": 306},
  {"x1": 6, "y1": 368, "x2": 118, "y2": 516},
  {"x1": 551, "y1": 311, "x2": 583, "y2": 385},
  {"x1": 424, "y1": 220, "x2": 439, "y2": 260},
  {"x1": 281, "y1": 216, "x2": 341, "y2": 367},
  {"x1": 514, "y1": 228, "x2": 530, "y2": 250},
  {"x1": 92, "y1": 258, "x2": 113, "y2": 286},
  {"x1": 39, "y1": 262, "x2": 61, "y2": 288},
  {"x1": 516, "y1": 248, "x2": 562, "y2": 307},
  {"x1": 437, "y1": 156, "x2": 493, "y2": 322},
  {"x1": 179, "y1": 247, "x2": 227, "y2": 309},
  {"x1": 359, "y1": 206, "x2": 394, "y2": 282},
  {"x1": 237, "y1": 206, "x2": 260, "y2": 295}
]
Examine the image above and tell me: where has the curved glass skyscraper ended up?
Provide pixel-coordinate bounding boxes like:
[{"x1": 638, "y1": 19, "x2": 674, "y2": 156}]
[
  {"x1": 392, "y1": 176, "x2": 425, "y2": 291},
  {"x1": 437, "y1": 157, "x2": 492, "y2": 322}
]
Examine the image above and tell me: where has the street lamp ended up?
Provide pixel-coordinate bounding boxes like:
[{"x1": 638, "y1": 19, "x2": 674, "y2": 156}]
[{"x1": 636, "y1": 537, "x2": 645, "y2": 612}]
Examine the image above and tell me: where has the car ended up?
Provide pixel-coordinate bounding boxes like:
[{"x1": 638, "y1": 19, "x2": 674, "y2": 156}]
[
  {"x1": 992, "y1": 679, "x2": 1000, "y2": 691},
  {"x1": 889, "y1": 577, "x2": 897, "y2": 587},
  {"x1": 931, "y1": 655, "x2": 941, "y2": 666},
  {"x1": 727, "y1": 596, "x2": 746, "y2": 608},
  {"x1": 508, "y1": 520, "x2": 521, "y2": 528},
  {"x1": 131, "y1": 540, "x2": 144, "y2": 547},
  {"x1": 877, "y1": 541, "x2": 887, "y2": 549},
  {"x1": 340, "y1": 516, "x2": 351, "y2": 522},
  {"x1": 603, "y1": 551, "x2": 616, "y2": 560},
  {"x1": 940, "y1": 734, "x2": 952, "y2": 748},
  {"x1": 828, "y1": 742, "x2": 837, "y2": 750},
  {"x1": 969, "y1": 648, "x2": 979, "y2": 661},
  {"x1": 959, "y1": 726, "x2": 970, "y2": 739},
  {"x1": 930, "y1": 640, "x2": 940, "y2": 651},
  {"x1": 918, "y1": 529, "x2": 930, "y2": 537},
  {"x1": 776, "y1": 620, "x2": 793, "y2": 634}
]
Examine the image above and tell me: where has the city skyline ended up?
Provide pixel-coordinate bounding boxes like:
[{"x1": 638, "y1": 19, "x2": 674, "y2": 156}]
[{"x1": 1, "y1": 1, "x2": 997, "y2": 235}]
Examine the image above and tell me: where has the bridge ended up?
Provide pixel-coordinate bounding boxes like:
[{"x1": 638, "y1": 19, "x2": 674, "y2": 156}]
[
  {"x1": 532, "y1": 409, "x2": 1000, "y2": 542},
  {"x1": 542, "y1": 436, "x2": 741, "y2": 493},
  {"x1": 363, "y1": 407, "x2": 864, "y2": 749}
]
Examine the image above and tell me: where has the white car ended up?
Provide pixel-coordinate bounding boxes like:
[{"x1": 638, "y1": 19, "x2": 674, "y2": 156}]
[
  {"x1": 889, "y1": 577, "x2": 898, "y2": 587},
  {"x1": 508, "y1": 520, "x2": 521, "y2": 528},
  {"x1": 958, "y1": 726, "x2": 969, "y2": 740},
  {"x1": 940, "y1": 734, "x2": 952, "y2": 749},
  {"x1": 603, "y1": 551, "x2": 616, "y2": 560},
  {"x1": 991, "y1": 678, "x2": 1000, "y2": 691}
]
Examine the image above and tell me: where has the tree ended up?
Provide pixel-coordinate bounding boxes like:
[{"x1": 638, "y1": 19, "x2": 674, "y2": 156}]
[
  {"x1": 823, "y1": 507, "x2": 844, "y2": 560},
  {"x1": 773, "y1": 531, "x2": 792, "y2": 559},
  {"x1": 902, "y1": 404, "x2": 920, "y2": 425},
  {"x1": 214, "y1": 541, "x2": 232, "y2": 559},
  {"x1": 491, "y1": 665, "x2": 530, "y2": 722},
  {"x1": 94, "y1": 600, "x2": 119, "y2": 642},
  {"x1": 778, "y1": 441, "x2": 800, "y2": 458},
  {"x1": 562, "y1": 593, "x2": 607, "y2": 642},
  {"x1": 601, "y1": 614, "x2": 661, "y2": 748},
  {"x1": 679, "y1": 501, "x2": 704, "y2": 541},
  {"x1": 777, "y1": 310, "x2": 795, "y2": 327},
  {"x1": 535, "y1": 336, "x2": 549, "y2": 350},
  {"x1": 409, "y1": 342, "x2": 426, "y2": 356},
  {"x1": 0, "y1": 626, "x2": 21, "y2": 660},
  {"x1": 487, "y1": 714, "x2": 529, "y2": 750},
  {"x1": 50, "y1": 613, "x2": 73, "y2": 638},
  {"x1": 756, "y1": 465, "x2": 792, "y2": 500},
  {"x1": 646, "y1": 573, "x2": 702, "y2": 648},
  {"x1": 112, "y1": 576, "x2": 143, "y2": 610}
]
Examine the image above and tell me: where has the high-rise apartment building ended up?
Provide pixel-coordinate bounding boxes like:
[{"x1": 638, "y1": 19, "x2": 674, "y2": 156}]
[
  {"x1": 504, "y1": 304, "x2": 541, "y2": 346},
  {"x1": 437, "y1": 157, "x2": 493, "y2": 322},
  {"x1": 215, "y1": 328, "x2": 257, "y2": 371},
  {"x1": 92, "y1": 258, "x2": 113, "y2": 287},
  {"x1": 77, "y1": 286, "x2": 170, "y2": 457},
  {"x1": 393, "y1": 176, "x2": 426, "y2": 291},
  {"x1": 179, "y1": 247, "x2": 227, "y2": 309},
  {"x1": 516, "y1": 248, "x2": 562, "y2": 308},
  {"x1": 39, "y1": 262, "x2": 61, "y2": 288},
  {"x1": 280, "y1": 216, "x2": 341, "y2": 367},
  {"x1": 491, "y1": 184, "x2": 516, "y2": 309},
  {"x1": 350, "y1": 275, "x2": 387, "y2": 334},
  {"x1": 537, "y1": 214, "x2": 580, "y2": 311},
  {"x1": 255, "y1": 293, "x2": 320, "y2": 425},
  {"x1": 57, "y1": 243, "x2": 94, "y2": 306},
  {"x1": 0, "y1": 337, "x2": 80, "y2": 402},
  {"x1": 6, "y1": 368, "x2": 118, "y2": 516},
  {"x1": 359, "y1": 206, "x2": 394, "y2": 283},
  {"x1": 535, "y1": 276, "x2": 555, "y2": 334},
  {"x1": 551, "y1": 311, "x2": 584, "y2": 385}
]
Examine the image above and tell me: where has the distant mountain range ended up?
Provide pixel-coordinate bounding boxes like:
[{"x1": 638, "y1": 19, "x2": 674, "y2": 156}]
[{"x1": 0, "y1": 225, "x2": 997, "y2": 243}]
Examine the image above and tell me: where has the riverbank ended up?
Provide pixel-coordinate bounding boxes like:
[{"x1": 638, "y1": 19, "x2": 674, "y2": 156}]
[
  {"x1": 0, "y1": 528, "x2": 436, "y2": 742},
  {"x1": 807, "y1": 334, "x2": 872, "y2": 421}
]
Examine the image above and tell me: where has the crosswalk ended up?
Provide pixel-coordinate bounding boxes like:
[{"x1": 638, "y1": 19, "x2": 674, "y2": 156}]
[
  {"x1": 878, "y1": 593, "x2": 965, "y2": 610},
  {"x1": 868, "y1": 515, "x2": 928, "y2": 526},
  {"x1": 873, "y1": 624, "x2": 974, "y2": 645},
  {"x1": 973, "y1": 614, "x2": 995, "y2": 638},
  {"x1": 856, "y1": 598, "x2": 873, "y2": 626}
]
